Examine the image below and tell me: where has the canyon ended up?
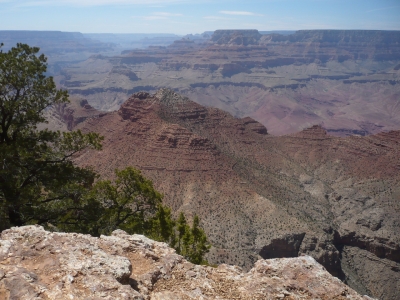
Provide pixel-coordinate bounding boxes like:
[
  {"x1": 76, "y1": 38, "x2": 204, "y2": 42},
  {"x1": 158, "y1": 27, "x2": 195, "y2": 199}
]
[
  {"x1": 55, "y1": 89, "x2": 400, "y2": 300},
  {"x1": 56, "y1": 29, "x2": 400, "y2": 136},
  {"x1": 2, "y1": 29, "x2": 400, "y2": 299}
]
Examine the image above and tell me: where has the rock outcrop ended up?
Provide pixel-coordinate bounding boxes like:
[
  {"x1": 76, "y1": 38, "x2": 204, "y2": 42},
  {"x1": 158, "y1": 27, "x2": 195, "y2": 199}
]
[
  {"x1": 45, "y1": 96, "x2": 104, "y2": 131},
  {"x1": 0, "y1": 225, "x2": 374, "y2": 300}
]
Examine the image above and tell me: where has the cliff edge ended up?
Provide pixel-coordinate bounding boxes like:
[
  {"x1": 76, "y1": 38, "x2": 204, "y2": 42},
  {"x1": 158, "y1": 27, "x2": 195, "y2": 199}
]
[{"x1": 0, "y1": 226, "x2": 374, "y2": 300}]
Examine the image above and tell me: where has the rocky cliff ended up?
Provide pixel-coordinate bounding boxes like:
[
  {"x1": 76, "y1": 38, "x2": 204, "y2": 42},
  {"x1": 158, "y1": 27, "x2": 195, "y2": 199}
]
[
  {"x1": 0, "y1": 225, "x2": 374, "y2": 300},
  {"x1": 260, "y1": 30, "x2": 400, "y2": 61},
  {"x1": 211, "y1": 30, "x2": 262, "y2": 45},
  {"x1": 40, "y1": 96, "x2": 104, "y2": 132},
  {"x1": 72, "y1": 89, "x2": 400, "y2": 300}
]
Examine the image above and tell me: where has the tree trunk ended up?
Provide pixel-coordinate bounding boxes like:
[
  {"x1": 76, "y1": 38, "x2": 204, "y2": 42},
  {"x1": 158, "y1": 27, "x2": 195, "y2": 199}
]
[
  {"x1": 0, "y1": 200, "x2": 10, "y2": 231},
  {"x1": 8, "y1": 204, "x2": 23, "y2": 227}
]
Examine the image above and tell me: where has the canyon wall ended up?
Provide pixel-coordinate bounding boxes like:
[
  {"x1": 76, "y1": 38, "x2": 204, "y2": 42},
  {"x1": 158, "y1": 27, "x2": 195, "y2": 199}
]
[
  {"x1": 69, "y1": 89, "x2": 400, "y2": 299},
  {"x1": 57, "y1": 29, "x2": 400, "y2": 136}
]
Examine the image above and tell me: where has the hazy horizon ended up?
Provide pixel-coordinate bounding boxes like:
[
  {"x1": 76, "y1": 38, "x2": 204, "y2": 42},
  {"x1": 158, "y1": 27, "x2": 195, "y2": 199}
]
[
  {"x1": 2, "y1": 29, "x2": 400, "y2": 36},
  {"x1": 1, "y1": 0, "x2": 399, "y2": 35}
]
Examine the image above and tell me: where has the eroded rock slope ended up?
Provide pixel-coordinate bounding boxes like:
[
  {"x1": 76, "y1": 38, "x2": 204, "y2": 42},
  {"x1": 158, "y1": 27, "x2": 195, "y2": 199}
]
[{"x1": 71, "y1": 89, "x2": 400, "y2": 300}]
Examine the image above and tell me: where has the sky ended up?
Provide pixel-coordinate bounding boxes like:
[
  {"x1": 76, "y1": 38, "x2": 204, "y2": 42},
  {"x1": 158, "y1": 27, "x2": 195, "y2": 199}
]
[{"x1": 0, "y1": 0, "x2": 399, "y2": 35}]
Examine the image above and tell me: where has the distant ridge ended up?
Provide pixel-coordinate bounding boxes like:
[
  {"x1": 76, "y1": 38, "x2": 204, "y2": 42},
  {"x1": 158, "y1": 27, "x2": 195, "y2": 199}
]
[{"x1": 0, "y1": 30, "x2": 112, "y2": 53}]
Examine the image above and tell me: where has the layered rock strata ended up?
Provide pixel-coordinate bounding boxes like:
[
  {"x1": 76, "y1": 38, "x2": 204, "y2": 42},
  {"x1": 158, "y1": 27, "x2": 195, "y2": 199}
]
[
  {"x1": 59, "y1": 30, "x2": 400, "y2": 136},
  {"x1": 41, "y1": 96, "x2": 104, "y2": 132},
  {"x1": 72, "y1": 89, "x2": 400, "y2": 300}
]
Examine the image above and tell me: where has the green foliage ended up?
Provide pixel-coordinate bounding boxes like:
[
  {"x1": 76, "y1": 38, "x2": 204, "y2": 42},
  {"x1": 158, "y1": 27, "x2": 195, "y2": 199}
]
[
  {"x1": 188, "y1": 215, "x2": 211, "y2": 264},
  {"x1": 148, "y1": 204, "x2": 176, "y2": 244},
  {"x1": 45, "y1": 166, "x2": 210, "y2": 264},
  {"x1": 0, "y1": 43, "x2": 67, "y2": 139},
  {"x1": 0, "y1": 43, "x2": 103, "y2": 229},
  {"x1": 48, "y1": 167, "x2": 163, "y2": 236},
  {"x1": 92, "y1": 166, "x2": 163, "y2": 235},
  {"x1": 173, "y1": 212, "x2": 211, "y2": 265},
  {"x1": 176, "y1": 212, "x2": 188, "y2": 254}
]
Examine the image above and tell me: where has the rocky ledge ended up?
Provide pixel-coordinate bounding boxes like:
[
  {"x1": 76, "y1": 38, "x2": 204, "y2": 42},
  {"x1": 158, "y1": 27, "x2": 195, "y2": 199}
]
[{"x1": 0, "y1": 226, "x2": 373, "y2": 300}]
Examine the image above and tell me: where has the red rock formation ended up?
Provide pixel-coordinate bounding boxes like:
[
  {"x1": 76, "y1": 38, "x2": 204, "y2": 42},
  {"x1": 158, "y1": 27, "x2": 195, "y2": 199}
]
[
  {"x1": 51, "y1": 97, "x2": 104, "y2": 131},
  {"x1": 72, "y1": 89, "x2": 400, "y2": 300}
]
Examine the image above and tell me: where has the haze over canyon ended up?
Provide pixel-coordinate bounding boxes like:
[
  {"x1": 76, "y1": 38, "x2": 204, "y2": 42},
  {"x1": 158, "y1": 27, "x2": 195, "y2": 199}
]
[
  {"x1": 1, "y1": 28, "x2": 400, "y2": 300},
  {"x1": 53, "y1": 29, "x2": 400, "y2": 136}
]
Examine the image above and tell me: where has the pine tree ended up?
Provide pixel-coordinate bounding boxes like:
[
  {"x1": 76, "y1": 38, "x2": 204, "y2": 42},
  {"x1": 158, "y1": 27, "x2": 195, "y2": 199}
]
[
  {"x1": 173, "y1": 212, "x2": 211, "y2": 264},
  {"x1": 0, "y1": 43, "x2": 103, "y2": 229},
  {"x1": 51, "y1": 167, "x2": 163, "y2": 236},
  {"x1": 149, "y1": 204, "x2": 176, "y2": 246},
  {"x1": 187, "y1": 215, "x2": 211, "y2": 264},
  {"x1": 176, "y1": 212, "x2": 188, "y2": 254}
]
